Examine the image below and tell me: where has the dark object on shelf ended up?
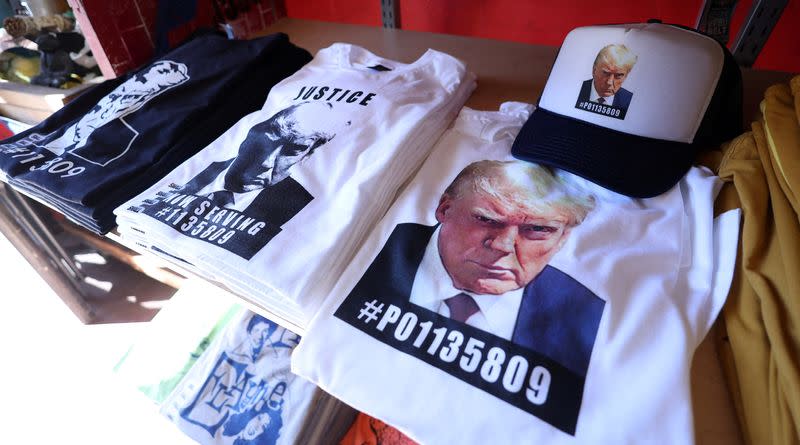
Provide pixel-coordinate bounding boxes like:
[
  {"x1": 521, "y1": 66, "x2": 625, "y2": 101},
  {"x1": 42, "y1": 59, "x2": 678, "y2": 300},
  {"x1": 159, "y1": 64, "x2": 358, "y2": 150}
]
[
  {"x1": 31, "y1": 31, "x2": 87, "y2": 88},
  {"x1": 0, "y1": 47, "x2": 41, "y2": 83},
  {"x1": 696, "y1": 0, "x2": 739, "y2": 45},
  {"x1": 211, "y1": 0, "x2": 262, "y2": 21}
]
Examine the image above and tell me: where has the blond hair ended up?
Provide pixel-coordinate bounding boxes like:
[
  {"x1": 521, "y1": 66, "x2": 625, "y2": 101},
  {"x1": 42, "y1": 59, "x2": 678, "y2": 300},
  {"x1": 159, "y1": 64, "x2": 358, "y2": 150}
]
[
  {"x1": 593, "y1": 44, "x2": 638, "y2": 72},
  {"x1": 443, "y1": 160, "x2": 596, "y2": 227}
]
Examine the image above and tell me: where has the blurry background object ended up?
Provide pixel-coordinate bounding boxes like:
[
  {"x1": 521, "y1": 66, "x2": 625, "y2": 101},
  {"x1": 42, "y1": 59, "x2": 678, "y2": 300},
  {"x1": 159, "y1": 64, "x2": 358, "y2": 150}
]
[
  {"x1": 1, "y1": 11, "x2": 92, "y2": 88},
  {"x1": 0, "y1": 26, "x2": 41, "y2": 51},
  {"x1": 0, "y1": 115, "x2": 32, "y2": 135},
  {"x1": 31, "y1": 30, "x2": 86, "y2": 87},
  {"x1": 3, "y1": 13, "x2": 72, "y2": 37},
  {"x1": 0, "y1": 46, "x2": 40, "y2": 83},
  {"x1": 68, "y1": 0, "x2": 283, "y2": 78},
  {"x1": 696, "y1": 0, "x2": 739, "y2": 45},
  {"x1": 24, "y1": 0, "x2": 69, "y2": 17},
  {"x1": 0, "y1": 0, "x2": 13, "y2": 22}
]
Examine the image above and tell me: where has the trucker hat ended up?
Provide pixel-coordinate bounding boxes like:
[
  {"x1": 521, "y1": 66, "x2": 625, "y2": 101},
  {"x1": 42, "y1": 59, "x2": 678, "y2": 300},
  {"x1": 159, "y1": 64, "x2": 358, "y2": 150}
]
[{"x1": 511, "y1": 21, "x2": 742, "y2": 198}]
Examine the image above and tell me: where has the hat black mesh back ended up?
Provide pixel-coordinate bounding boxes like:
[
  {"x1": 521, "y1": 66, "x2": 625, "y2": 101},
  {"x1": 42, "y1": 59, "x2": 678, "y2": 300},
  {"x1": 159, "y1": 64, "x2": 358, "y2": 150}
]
[
  {"x1": 671, "y1": 23, "x2": 743, "y2": 147},
  {"x1": 694, "y1": 40, "x2": 743, "y2": 147}
]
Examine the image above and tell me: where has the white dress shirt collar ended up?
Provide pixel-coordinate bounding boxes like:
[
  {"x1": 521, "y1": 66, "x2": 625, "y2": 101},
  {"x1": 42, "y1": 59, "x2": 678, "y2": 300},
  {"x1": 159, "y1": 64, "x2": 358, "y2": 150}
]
[
  {"x1": 589, "y1": 85, "x2": 614, "y2": 105},
  {"x1": 195, "y1": 169, "x2": 262, "y2": 212},
  {"x1": 409, "y1": 226, "x2": 523, "y2": 340}
]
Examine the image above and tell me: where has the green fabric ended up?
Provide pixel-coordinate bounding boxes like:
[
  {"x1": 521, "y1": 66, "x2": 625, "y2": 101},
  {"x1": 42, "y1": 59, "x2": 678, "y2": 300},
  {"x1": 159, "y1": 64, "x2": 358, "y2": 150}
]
[
  {"x1": 136, "y1": 305, "x2": 240, "y2": 404},
  {"x1": 113, "y1": 280, "x2": 242, "y2": 405}
]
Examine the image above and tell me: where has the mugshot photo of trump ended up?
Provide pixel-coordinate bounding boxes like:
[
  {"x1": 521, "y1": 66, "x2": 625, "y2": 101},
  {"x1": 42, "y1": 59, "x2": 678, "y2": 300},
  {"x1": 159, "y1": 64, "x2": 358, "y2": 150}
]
[
  {"x1": 347, "y1": 160, "x2": 606, "y2": 376},
  {"x1": 178, "y1": 101, "x2": 352, "y2": 217},
  {"x1": 577, "y1": 44, "x2": 638, "y2": 114},
  {"x1": 41, "y1": 60, "x2": 190, "y2": 166}
]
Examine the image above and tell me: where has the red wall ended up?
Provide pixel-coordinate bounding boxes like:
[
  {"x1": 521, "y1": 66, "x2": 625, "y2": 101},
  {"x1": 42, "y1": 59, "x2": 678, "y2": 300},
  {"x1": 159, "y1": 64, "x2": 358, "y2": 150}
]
[
  {"x1": 70, "y1": 0, "x2": 284, "y2": 77},
  {"x1": 727, "y1": 0, "x2": 799, "y2": 73},
  {"x1": 284, "y1": 0, "x2": 799, "y2": 73},
  {"x1": 285, "y1": 0, "x2": 379, "y2": 26}
]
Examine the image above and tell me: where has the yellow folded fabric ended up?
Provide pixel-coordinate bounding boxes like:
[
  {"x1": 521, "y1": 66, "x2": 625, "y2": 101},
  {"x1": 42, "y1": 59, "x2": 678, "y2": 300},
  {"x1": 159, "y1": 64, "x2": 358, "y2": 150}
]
[{"x1": 713, "y1": 75, "x2": 800, "y2": 445}]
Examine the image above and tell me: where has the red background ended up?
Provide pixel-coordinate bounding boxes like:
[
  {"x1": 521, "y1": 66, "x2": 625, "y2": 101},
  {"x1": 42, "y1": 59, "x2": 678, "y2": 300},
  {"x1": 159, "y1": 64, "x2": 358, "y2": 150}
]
[
  {"x1": 284, "y1": 0, "x2": 799, "y2": 73},
  {"x1": 68, "y1": 0, "x2": 284, "y2": 76},
  {"x1": 69, "y1": 0, "x2": 799, "y2": 77}
]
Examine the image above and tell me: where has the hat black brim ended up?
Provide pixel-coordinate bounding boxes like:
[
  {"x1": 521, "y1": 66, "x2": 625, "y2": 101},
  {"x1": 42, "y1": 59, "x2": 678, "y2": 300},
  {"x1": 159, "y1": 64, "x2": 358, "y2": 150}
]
[{"x1": 511, "y1": 108, "x2": 697, "y2": 199}]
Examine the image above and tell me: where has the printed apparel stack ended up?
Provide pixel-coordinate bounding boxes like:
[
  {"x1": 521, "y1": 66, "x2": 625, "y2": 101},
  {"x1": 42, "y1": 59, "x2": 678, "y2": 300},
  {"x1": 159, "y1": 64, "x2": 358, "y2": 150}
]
[
  {"x1": 0, "y1": 33, "x2": 311, "y2": 233},
  {"x1": 291, "y1": 103, "x2": 741, "y2": 443},
  {"x1": 115, "y1": 44, "x2": 476, "y2": 329},
  {"x1": 160, "y1": 309, "x2": 317, "y2": 445}
]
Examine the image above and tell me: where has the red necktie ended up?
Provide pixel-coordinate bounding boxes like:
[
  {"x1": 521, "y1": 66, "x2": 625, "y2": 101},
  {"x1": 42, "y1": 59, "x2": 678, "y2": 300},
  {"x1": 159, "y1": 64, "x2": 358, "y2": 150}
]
[
  {"x1": 597, "y1": 97, "x2": 605, "y2": 104},
  {"x1": 445, "y1": 293, "x2": 479, "y2": 323}
]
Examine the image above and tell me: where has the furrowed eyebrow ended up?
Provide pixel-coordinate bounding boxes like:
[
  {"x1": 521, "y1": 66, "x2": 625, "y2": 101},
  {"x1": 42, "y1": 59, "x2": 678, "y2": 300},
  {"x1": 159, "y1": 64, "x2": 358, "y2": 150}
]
[{"x1": 472, "y1": 207, "x2": 501, "y2": 219}]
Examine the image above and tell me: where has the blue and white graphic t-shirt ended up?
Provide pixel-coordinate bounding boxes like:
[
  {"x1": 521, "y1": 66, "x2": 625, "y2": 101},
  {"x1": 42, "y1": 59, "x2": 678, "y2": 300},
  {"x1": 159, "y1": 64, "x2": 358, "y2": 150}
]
[
  {"x1": 291, "y1": 103, "x2": 741, "y2": 444},
  {"x1": 115, "y1": 43, "x2": 476, "y2": 328},
  {"x1": 0, "y1": 32, "x2": 311, "y2": 233},
  {"x1": 160, "y1": 309, "x2": 316, "y2": 445}
]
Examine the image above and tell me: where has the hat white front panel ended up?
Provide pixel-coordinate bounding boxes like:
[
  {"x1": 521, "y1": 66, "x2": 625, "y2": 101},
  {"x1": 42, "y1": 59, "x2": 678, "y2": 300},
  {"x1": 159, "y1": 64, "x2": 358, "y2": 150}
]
[{"x1": 539, "y1": 23, "x2": 723, "y2": 143}]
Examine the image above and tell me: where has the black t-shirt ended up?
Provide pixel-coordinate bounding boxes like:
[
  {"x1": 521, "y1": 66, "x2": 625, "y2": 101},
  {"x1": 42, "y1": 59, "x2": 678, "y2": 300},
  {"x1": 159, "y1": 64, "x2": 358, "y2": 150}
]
[{"x1": 0, "y1": 32, "x2": 311, "y2": 232}]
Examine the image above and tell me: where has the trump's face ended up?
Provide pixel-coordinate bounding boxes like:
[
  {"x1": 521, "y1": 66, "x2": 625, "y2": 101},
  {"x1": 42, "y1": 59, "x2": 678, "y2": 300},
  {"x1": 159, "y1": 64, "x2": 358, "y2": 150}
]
[
  {"x1": 73, "y1": 62, "x2": 188, "y2": 141},
  {"x1": 592, "y1": 61, "x2": 629, "y2": 97},
  {"x1": 225, "y1": 102, "x2": 346, "y2": 192},
  {"x1": 436, "y1": 181, "x2": 572, "y2": 295}
]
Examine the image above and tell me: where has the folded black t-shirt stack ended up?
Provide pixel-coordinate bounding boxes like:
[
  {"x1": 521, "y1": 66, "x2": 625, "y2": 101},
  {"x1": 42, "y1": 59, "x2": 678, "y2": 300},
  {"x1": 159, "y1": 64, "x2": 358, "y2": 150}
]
[{"x1": 0, "y1": 32, "x2": 311, "y2": 233}]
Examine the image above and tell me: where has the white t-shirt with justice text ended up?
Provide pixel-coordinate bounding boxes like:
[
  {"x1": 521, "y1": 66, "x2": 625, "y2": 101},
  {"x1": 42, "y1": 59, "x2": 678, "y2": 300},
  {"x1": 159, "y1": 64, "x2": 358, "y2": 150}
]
[{"x1": 115, "y1": 43, "x2": 476, "y2": 328}]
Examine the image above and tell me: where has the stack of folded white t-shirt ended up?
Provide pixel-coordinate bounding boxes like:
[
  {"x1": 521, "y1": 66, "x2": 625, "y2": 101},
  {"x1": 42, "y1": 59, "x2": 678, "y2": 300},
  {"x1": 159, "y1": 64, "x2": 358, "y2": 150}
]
[
  {"x1": 291, "y1": 102, "x2": 741, "y2": 443},
  {"x1": 115, "y1": 43, "x2": 476, "y2": 329}
]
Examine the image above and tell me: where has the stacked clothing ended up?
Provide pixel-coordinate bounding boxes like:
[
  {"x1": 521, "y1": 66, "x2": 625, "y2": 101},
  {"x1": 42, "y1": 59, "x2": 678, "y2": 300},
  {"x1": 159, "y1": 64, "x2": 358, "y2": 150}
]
[
  {"x1": 158, "y1": 308, "x2": 318, "y2": 445},
  {"x1": 291, "y1": 103, "x2": 741, "y2": 443},
  {"x1": 114, "y1": 43, "x2": 476, "y2": 328},
  {"x1": 0, "y1": 32, "x2": 311, "y2": 233}
]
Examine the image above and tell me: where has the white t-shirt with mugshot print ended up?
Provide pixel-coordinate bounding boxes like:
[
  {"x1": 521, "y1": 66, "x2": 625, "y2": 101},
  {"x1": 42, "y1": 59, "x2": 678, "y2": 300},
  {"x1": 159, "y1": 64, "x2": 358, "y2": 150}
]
[
  {"x1": 115, "y1": 43, "x2": 476, "y2": 329},
  {"x1": 290, "y1": 102, "x2": 741, "y2": 444}
]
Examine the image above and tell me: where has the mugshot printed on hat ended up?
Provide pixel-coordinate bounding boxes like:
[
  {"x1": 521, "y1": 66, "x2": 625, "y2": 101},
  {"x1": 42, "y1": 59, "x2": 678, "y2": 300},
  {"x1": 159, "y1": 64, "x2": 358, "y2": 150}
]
[{"x1": 576, "y1": 44, "x2": 637, "y2": 119}]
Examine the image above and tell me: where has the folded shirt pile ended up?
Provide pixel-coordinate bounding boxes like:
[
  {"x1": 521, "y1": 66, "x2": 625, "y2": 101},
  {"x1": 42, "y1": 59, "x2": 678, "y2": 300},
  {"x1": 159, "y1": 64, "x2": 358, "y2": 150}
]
[
  {"x1": 114, "y1": 43, "x2": 476, "y2": 329},
  {"x1": 159, "y1": 308, "x2": 317, "y2": 445},
  {"x1": 291, "y1": 103, "x2": 741, "y2": 443},
  {"x1": 0, "y1": 32, "x2": 311, "y2": 233}
]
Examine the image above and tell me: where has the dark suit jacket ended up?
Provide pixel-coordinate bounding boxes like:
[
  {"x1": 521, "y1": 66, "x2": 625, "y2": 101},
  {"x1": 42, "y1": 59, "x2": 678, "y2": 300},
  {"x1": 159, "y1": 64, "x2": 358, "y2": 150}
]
[
  {"x1": 578, "y1": 79, "x2": 633, "y2": 112},
  {"x1": 179, "y1": 158, "x2": 312, "y2": 227},
  {"x1": 38, "y1": 118, "x2": 138, "y2": 167},
  {"x1": 349, "y1": 223, "x2": 605, "y2": 376}
]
